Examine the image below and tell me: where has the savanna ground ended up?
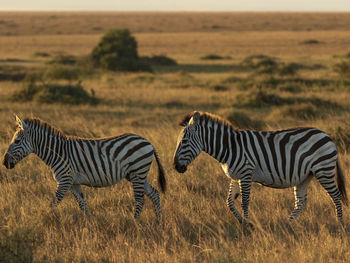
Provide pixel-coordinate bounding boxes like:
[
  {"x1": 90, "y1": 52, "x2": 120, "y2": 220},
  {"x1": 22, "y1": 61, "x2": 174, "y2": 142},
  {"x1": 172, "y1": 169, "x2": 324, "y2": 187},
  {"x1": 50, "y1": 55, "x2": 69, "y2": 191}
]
[{"x1": 0, "y1": 12, "x2": 350, "y2": 262}]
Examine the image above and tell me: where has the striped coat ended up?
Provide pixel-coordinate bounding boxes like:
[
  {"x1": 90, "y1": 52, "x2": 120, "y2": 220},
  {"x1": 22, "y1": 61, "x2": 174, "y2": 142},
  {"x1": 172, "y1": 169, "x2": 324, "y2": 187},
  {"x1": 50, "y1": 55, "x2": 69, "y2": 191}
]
[
  {"x1": 174, "y1": 111, "x2": 348, "y2": 225},
  {"x1": 3, "y1": 116, "x2": 166, "y2": 219}
]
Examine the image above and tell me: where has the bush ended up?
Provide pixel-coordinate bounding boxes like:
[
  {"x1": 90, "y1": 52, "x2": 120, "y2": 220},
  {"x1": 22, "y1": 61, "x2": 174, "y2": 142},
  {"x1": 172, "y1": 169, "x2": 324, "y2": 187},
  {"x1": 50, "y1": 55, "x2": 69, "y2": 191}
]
[
  {"x1": 91, "y1": 29, "x2": 151, "y2": 72},
  {"x1": 100, "y1": 55, "x2": 153, "y2": 72},
  {"x1": 278, "y1": 63, "x2": 303, "y2": 76},
  {"x1": 255, "y1": 58, "x2": 278, "y2": 74},
  {"x1": 241, "y1": 55, "x2": 278, "y2": 74},
  {"x1": 142, "y1": 55, "x2": 177, "y2": 66},
  {"x1": 10, "y1": 82, "x2": 98, "y2": 105},
  {"x1": 200, "y1": 54, "x2": 224, "y2": 60},
  {"x1": 33, "y1": 51, "x2": 50, "y2": 57},
  {"x1": 227, "y1": 111, "x2": 265, "y2": 130},
  {"x1": 211, "y1": 85, "x2": 228, "y2": 91},
  {"x1": 301, "y1": 39, "x2": 321, "y2": 45}
]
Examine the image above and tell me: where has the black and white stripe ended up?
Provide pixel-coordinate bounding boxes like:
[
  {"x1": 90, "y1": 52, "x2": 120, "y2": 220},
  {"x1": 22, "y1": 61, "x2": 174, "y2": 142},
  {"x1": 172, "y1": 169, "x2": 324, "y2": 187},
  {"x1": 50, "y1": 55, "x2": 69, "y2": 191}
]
[
  {"x1": 3, "y1": 116, "x2": 166, "y2": 219},
  {"x1": 174, "y1": 111, "x2": 348, "y2": 225}
]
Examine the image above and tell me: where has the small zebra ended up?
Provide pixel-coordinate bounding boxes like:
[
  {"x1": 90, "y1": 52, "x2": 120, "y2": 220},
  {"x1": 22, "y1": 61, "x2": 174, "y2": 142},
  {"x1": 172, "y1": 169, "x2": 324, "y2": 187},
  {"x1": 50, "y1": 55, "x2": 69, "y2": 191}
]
[
  {"x1": 3, "y1": 116, "x2": 166, "y2": 219},
  {"x1": 174, "y1": 111, "x2": 348, "y2": 225}
]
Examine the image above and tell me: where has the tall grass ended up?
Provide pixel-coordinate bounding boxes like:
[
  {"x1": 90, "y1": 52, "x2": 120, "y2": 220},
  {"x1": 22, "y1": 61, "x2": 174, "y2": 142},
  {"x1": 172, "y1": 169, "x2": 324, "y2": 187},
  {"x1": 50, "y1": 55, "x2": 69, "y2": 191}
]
[{"x1": 0, "y1": 12, "x2": 349, "y2": 263}]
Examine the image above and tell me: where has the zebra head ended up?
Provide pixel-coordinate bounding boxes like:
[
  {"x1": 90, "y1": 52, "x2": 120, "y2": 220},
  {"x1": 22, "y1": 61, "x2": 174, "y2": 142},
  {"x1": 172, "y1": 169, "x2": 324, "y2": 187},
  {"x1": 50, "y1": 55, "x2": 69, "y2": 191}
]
[
  {"x1": 3, "y1": 116, "x2": 33, "y2": 169},
  {"x1": 174, "y1": 111, "x2": 202, "y2": 173}
]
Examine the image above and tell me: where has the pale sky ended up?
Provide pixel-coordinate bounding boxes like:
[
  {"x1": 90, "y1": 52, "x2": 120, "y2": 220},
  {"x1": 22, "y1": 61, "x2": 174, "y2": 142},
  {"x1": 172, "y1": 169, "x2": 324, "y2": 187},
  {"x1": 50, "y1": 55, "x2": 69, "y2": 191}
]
[{"x1": 0, "y1": 0, "x2": 349, "y2": 11}]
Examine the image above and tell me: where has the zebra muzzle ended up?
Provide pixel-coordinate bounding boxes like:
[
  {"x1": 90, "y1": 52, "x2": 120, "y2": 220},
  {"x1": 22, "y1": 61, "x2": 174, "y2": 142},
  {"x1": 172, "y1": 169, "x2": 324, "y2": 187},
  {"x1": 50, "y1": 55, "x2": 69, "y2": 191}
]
[
  {"x1": 2, "y1": 153, "x2": 15, "y2": 169},
  {"x1": 174, "y1": 162, "x2": 187, "y2": 173},
  {"x1": 174, "y1": 155, "x2": 188, "y2": 173}
]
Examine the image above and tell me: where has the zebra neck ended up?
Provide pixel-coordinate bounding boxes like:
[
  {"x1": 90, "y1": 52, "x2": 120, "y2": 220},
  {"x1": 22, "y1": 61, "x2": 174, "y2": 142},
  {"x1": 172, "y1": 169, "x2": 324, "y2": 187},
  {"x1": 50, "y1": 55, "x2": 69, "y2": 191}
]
[
  {"x1": 33, "y1": 132, "x2": 67, "y2": 169},
  {"x1": 201, "y1": 123, "x2": 240, "y2": 164}
]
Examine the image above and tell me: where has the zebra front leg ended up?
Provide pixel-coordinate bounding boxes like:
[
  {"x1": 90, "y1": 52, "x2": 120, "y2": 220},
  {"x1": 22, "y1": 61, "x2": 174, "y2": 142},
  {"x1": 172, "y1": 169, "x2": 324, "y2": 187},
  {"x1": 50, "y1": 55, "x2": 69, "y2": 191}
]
[
  {"x1": 71, "y1": 185, "x2": 89, "y2": 216},
  {"x1": 52, "y1": 176, "x2": 73, "y2": 207},
  {"x1": 227, "y1": 180, "x2": 243, "y2": 224},
  {"x1": 290, "y1": 178, "x2": 311, "y2": 222},
  {"x1": 144, "y1": 180, "x2": 162, "y2": 219},
  {"x1": 239, "y1": 175, "x2": 253, "y2": 226}
]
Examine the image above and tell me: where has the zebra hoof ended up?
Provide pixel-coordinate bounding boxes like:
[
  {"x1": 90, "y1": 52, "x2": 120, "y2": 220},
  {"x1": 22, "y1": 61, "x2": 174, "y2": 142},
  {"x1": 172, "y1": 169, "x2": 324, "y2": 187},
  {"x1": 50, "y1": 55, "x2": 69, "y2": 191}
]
[{"x1": 243, "y1": 221, "x2": 254, "y2": 230}]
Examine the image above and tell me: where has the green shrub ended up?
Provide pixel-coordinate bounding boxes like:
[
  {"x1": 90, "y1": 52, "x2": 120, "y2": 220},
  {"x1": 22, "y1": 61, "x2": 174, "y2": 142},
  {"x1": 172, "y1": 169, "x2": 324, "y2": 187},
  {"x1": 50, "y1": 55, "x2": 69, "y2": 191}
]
[
  {"x1": 227, "y1": 111, "x2": 265, "y2": 130},
  {"x1": 10, "y1": 82, "x2": 98, "y2": 105},
  {"x1": 90, "y1": 29, "x2": 151, "y2": 72},
  {"x1": 211, "y1": 85, "x2": 228, "y2": 91},
  {"x1": 101, "y1": 55, "x2": 153, "y2": 72},
  {"x1": 33, "y1": 51, "x2": 50, "y2": 57},
  {"x1": 200, "y1": 54, "x2": 224, "y2": 60},
  {"x1": 241, "y1": 55, "x2": 278, "y2": 74},
  {"x1": 255, "y1": 58, "x2": 278, "y2": 74},
  {"x1": 301, "y1": 39, "x2": 321, "y2": 45}
]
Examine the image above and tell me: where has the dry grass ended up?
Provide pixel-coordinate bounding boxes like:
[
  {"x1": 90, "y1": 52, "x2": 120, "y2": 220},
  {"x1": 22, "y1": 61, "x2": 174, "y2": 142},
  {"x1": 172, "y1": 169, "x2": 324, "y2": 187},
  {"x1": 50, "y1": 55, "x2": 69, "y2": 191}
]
[{"x1": 0, "y1": 12, "x2": 350, "y2": 262}]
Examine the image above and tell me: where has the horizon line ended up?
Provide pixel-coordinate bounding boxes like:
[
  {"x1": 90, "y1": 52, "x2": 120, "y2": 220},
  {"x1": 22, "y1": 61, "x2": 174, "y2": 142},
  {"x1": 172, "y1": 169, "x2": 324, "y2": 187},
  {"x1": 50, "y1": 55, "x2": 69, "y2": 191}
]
[{"x1": 0, "y1": 9, "x2": 350, "y2": 13}]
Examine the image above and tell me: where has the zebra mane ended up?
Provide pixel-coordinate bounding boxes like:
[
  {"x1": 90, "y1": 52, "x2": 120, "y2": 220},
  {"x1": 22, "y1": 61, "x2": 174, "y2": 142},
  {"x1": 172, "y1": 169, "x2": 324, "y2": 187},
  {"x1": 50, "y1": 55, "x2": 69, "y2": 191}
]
[
  {"x1": 179, "y1": 111, "x2": 236, "y2": 130},
  {"x1": 23, "y1": 118, "x2": 67, "y2": 138}
]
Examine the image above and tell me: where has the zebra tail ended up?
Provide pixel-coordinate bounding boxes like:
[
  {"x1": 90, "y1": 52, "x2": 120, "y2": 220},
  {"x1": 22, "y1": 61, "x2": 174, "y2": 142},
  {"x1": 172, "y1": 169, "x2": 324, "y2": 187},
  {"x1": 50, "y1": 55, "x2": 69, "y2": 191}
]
[
  {"x1": 336, "y1": 159, "x2": 348, "y2": 206},
  {"x1": 154, "y1": 150, "x2": 166, "y2": 193}
]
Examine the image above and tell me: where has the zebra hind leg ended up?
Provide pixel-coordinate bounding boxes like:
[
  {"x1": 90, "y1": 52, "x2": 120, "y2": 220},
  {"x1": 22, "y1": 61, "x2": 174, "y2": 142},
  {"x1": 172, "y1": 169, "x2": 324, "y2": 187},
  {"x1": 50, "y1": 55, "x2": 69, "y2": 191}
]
[
  {"x1": 130, "y1": 177, "x2": 146, "y2": 219},
  {"x1": 144, "y1": 180, "x2": 162, "y2": 219},
  {"x1": 316, "y1": 171, "x2": 344, "y2": 224},
  {"x1": 71, "y1": 185, "x2": 89, "y2": 216},
  {"x1": 239, "y1": 176, "x2": 253, "y2": 227},
  {"x1": 227, "y1": 180, "x2": 243, "y2": 224},
  {"x1": 289, "y1": 178, "x2": 311, "y2": 222}
]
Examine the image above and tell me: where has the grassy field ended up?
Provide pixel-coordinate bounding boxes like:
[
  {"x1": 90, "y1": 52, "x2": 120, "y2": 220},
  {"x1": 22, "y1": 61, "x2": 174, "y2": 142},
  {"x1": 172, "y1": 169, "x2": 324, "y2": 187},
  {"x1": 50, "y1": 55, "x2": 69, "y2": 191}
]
[{"x1": 0, "y1": 12, "x2": 350, "y2": 262}]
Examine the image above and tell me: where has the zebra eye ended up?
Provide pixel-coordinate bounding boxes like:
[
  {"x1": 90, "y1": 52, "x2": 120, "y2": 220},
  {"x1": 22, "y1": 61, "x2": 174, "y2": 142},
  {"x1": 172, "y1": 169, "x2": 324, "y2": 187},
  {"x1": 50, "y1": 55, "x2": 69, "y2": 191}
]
[{"x1": 14, "y1": 139, "x2": 21, "y2": 144}]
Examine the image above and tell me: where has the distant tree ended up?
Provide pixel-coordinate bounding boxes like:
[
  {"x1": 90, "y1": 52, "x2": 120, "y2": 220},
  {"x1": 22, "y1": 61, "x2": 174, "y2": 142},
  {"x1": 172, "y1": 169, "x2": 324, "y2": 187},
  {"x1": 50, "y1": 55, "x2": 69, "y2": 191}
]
[{"x1": 91, "y1": 29, "x2": 151, "y2": 72}]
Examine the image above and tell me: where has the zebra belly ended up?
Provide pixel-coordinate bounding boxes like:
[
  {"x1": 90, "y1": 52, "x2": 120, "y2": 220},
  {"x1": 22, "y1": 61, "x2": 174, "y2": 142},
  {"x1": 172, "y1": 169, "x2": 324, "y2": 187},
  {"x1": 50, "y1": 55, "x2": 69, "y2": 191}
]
[
  {"x1": 74, "y1": 172, "x2": 121, "y2": 187},
  {"x1": 251, "y1": 167, "x2": 290, "y2": 188},
  {"x1": 72, "y1": 162, "x2": 124, "y2": 187},
  {"x1": 222, "y1": 164, "x2": 296, "y2": 188}
]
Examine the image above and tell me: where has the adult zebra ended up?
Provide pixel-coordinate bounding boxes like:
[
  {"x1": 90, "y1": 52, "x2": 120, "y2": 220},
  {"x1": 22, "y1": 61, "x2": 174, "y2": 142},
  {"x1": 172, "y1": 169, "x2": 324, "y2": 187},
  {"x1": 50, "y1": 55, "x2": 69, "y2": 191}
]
[
  {"x1": 174, "y1": 111, "x2": 348, "y2": 225},
  {"x1": 3, "y1": 116, "x2": 166, "y2": 219}
]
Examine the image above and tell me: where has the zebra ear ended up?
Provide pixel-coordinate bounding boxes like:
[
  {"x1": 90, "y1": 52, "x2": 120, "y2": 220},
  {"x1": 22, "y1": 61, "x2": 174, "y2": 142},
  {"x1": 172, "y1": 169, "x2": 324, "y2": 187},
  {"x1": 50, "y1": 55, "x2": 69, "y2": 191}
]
[
  {"x1": 15, "y1": 115, "x2": 27, "y2": 130},
  {"x1": 192, "y1": 111, "x2": 200, "y2": 125}
]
